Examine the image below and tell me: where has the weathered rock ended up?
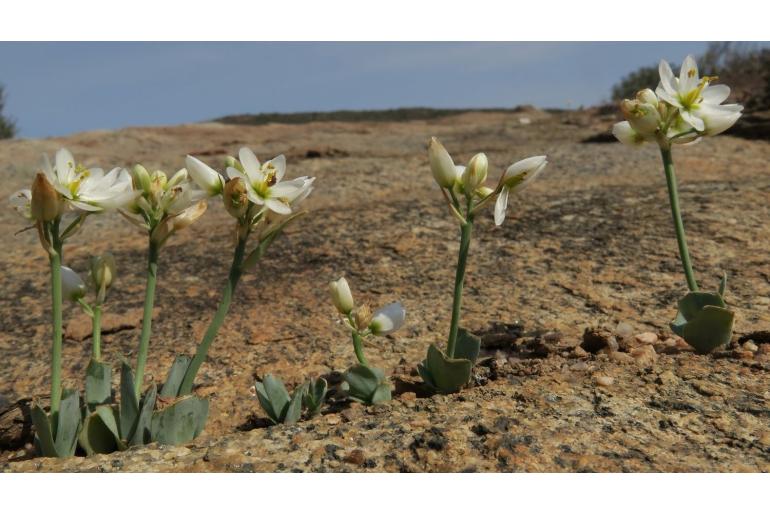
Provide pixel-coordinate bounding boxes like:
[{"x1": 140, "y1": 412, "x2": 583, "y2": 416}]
[{"x1": 581, "y1": 327, "x2": 618, "y2": 354}]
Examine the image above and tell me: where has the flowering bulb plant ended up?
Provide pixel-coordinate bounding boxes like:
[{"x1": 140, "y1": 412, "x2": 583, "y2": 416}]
[
  {"x1": 9, "y1": 149, "x2": 136, "y2": 457},
  {"x1": 329, "y1": 277, "x2": 406, "y2": 404},
  {"x1": 419, "y1": 138, "x2": 547, "y2": 394},
  {"x1": 613, "y1": 54, "x2": 742, "y2": 353},
  {"x1": 172, "y1": 147, "x2": 315, "y2": 400}
]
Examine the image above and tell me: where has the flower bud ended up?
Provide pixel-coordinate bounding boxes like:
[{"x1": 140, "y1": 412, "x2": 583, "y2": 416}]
[
  {"x1": 329, "y1": 277, "x2": 354, "y2": 315},
  {"x1": 167, "y1": 168, "x2": 188, "y2": 189},
  {"x1": 636, "y1": 88, "x2": 658, "y2": 107},
  {"x1": 428, "y1": 137, "x2": 459, "y2": 188},
  {"x1": 61, "y1": 266, "x2": 86, "y2": 302},
  {"x1": 475, "y1": 185, "x2": 494, "y2": 199},
  {"x1": 131, "y1": 164, "x2": 152, "y2": 194},
  {"x1": 186, "y1": 155, "x2": 225, "y2": 196},
  {"x1": 150, "y1": 170, "x2": 168, "y2": 192},
  {"x1": 223, "y1": 178, "x2": 249, "y2": 218},
  {"x1": 353, "y1": 304, "x2": 372, "y2": 331},
  {"x1": 90, "y1": 253, "x2": 116, "y2": 293},
  {"x1": 620, "y1": 99, "x2": 660, "y2": 137},
  {"x1": 224, "y1": 156, "x2": 245, "y2": 173},
  {"x1": 30, "y1": 173, "x2": 61, "y2": 222},
  {"x1": 369, "y1": 302, "x2": 406, "y2": 336},
  {"x1": 462, "y1": 153, "x2": 488, "y2": 193}
]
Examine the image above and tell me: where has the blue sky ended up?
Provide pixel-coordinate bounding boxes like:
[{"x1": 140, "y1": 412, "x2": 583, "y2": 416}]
[{"x1": 0, "y1": 42, "x2": 725, "y2": 138}]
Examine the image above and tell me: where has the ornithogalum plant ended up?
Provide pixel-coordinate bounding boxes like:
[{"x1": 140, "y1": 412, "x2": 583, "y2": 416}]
[
  {"x1": 9, "y1": 148, "x2": 136, "y2": 457},
  {"x1": 613, "y1": 54, "x2": 743, "y2": 353},
  {"x1": 175, "y1": 148, "x2": 315, "y2": 399},
  {"x1": 120, "y1": 165, "x2": 208, "y2": 397},
  {"x1": 329, "y1": 277, "x2": 406, "y2": 404},
  {"x1": 419, "y1": 138, "x2": 547, "y2": 394}
]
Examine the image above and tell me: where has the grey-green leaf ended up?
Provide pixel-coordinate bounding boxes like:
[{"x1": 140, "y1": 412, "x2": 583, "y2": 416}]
[
  {"x1": 160, "y1": 355, "x2": 192, "y2": 398},
  {"x1": 424, "y1": 344, "x2": 472, "y2": 394},
  {"x1": 454, "y1": 329, "x2": 481, "y2": 364},
  {"x1": 53, "y1": 389, "x2": 81, "y2": 457},
  {"x1": 130, "y1": 384, "x2": 157, "y2": 446},
  {"x1": 151, "y1": 395, "x2": 209, "y2": 446},
  {"x1": 85, "y1": 359, "x2": 112, "y2": 409},
  {"x1": 119, "y1": 361, "x2": 139, "y2": 439},
  {"x1": 31, "y1": 404, "x2": 57, "y2": 457}
]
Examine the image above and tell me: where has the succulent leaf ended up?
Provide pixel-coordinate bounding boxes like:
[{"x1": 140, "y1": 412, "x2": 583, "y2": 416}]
[
  {"x1": 150, "y1": 395, "x2": 209, "y2": 446},
  {"x1": 423, "y1": 344, "x2": 472, "y2": 394},
  {"x1": 454, "y1": 329, "x2": 481, "y2": 364},
  {"x1": 53, "y1": 389, "x2": 81, "y2": 457},
  {"x1": 130, "y1": 383, "x2": 157, "y2": 446},
  {"x1": 119, "y1": 361, "x2": 140, "y2": 439},
  {"x1": 160, "y1": 355, "x2": 192, "y2": 398},
  {"x1": 30, "y1": 404, "x2": 57, "y2": 457},
  {"x1": 85, "y1": 359, "x2": 113, "y2": 409}
]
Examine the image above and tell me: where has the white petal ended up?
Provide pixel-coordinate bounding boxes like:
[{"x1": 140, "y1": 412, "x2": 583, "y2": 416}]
[
  {"x1": 679, "y1": 109, "x2": 705, "y2": 132},
  {"x1": 612, "y1": 121, "x2": 646, "y2": 146},
  {"x1": 701, "y1": 84, "x2": 730, "y2": 105},
  {"x1": 494, "y1": 187, "x2": 509, "y2": 226},
  {"x1": 504, "y1": 155, "x2": 547, "y2": 179},
  {"x1": 679, "y1": 54, "x2": 699, "y2": 93},
  {"x1": 699, "y1": 103, "x2": 743, "y2": 136},
  {"x1": 658, "y1": 59, "x2": 679, "y2": 97},
  {"x1": 264, "y1": 197, "x2": 292, "y2": 215},
  {"x1": 266, "y1": 154, "x2": 286, "y2": 182},
  {"x1": 186, "y1": 155, "x2": 224, "y2": 195},
  {"x1": 655, "y1": 84, "x2": 682, "y2": 108},
  {"x1": 55, "y1": 148, "x2": 76, "y2": 184},
  {"x1": 226, "y1": 166, "x2": 248, "y2": 182},
  {"x1": 370, "y1": 302, "x2": 406, "y2": 335},
  {"x1": 238, "y1": 147, "x2": 260, "y2": 175}
]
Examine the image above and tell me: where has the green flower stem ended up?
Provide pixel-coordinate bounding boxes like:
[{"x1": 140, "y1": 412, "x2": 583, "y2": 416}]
[
  {"x1": 660, "y1": 148, "x2": 699, "y2": 292},
  {"x1": 48, "y1": 220, "x2": 63, "y2": 416},
  {"x1": 134, "y1": 238, "x2": 159, "y2": 398},
  {"x1": 91, "y1": 305, "x2": 102, "y2": 361},
  {"x1": 178, "y1": 234, "x2": 248, "y2": 396},
  {"x1": 351, "y1": 331, "x2": 369, "y2": 366},
  {"x1": 446, "y1": 215, "x2": 474, "y2": 358}
]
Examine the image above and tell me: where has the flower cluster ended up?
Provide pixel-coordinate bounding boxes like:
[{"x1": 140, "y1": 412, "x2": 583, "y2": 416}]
[{"x1": 614, "y1": 55, "x2": 743, "y2": 148}]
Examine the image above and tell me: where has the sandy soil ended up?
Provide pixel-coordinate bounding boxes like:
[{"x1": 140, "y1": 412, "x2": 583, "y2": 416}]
[{"x1": 1, "y1": 109, "x2": 769, "y2": 471}]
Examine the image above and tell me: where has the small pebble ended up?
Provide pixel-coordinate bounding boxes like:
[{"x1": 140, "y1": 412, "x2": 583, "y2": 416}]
[
  {"x1": 630, "y1": 345, "x2": 658, "y2": 366},
  {"x1": 569, "y1": 361, "x2": 589, "y2": 372},
  {"x1": 595, "y1": 376, "x2": 614, "y2": 387},
  {"x1": 616, "y1": 322, "x2": 634, "y2": 338},
  {"x1": 743, "y1": 341, "x2": 758, "y2": 353},
  {"x1": 635, "y1": 332, "x2": 658, "y2": 345}
]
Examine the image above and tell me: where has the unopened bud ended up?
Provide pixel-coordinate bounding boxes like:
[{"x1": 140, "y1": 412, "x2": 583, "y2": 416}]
[
  {"x1": 636, "y1": 88, "x2": 658, "y2": 107},
  {"x1": 131, "y1": 164, "x2": 152, "y2": 194},
  {"x1": 225, "y1": 156, "x2": 245, "y2": 173},
  {"x1": 428, "y1": 137, "x2": 459, "y2": 188},
  {"x1": 462, "y1": 153, "x2": 488, "y2": 193},
  {"x1": 61, "y1": 266, "x2": 86, "y2": 302},
  {"x1": 620, "y1": 99, "x2": 660, "y2": 137},
  {"x1": 90, "y1": 253, "x2": 116, "y2": 293},
  {"x1": 329, "y1": 277, "x2": 355, "y2": 315},
  {"x1": 30, "y1": 173, "x2": 61, "y2": 222},
  {"x1": 223, "y1": 178, "x2": 249, "y2": 218},
  {"x1": 475, "y1": 185, "x2": 494, "y2": 199}
]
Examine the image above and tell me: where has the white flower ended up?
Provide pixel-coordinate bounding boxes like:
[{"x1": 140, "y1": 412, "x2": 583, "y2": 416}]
[
  {"x1": 429, "y1": 137, "x2": 461, "y2": 188},
  {"x1": 9, "y1": 188, "x2": 32, "y2": 219},
  {"x1": 185, "y1": 155, "x2": 226, "y2": 196},
  {"x1": 329, "y1": 277, "x2": 355, "y2": 315},
  {"x1": 369, "y1": 302, "x2": 406, "y2": 336},
  {"x1": 61, "y1": 266, "x2": 86, "y2": 302},
  {"x1": 41, "y1": 148, "x2": 136, "y2": 212},
  {"x1": 226, "y1": 147, "x2": 310, "y2": 215},
  {"x1": 656, "y1": 55, "x2": 742, "y2": 134},
  {"x1": 494, "y1": 156, "x2": 547, "y2": 226}
]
